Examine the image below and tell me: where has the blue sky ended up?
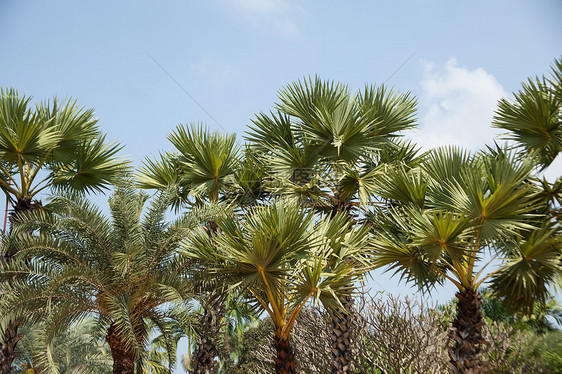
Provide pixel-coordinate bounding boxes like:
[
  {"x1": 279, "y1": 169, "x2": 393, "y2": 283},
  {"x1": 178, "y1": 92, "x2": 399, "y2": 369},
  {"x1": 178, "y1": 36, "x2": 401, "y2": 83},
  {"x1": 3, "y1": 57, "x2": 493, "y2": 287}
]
[{"x1": 1, "y1": 0, "x2": 561, "y2": 369}]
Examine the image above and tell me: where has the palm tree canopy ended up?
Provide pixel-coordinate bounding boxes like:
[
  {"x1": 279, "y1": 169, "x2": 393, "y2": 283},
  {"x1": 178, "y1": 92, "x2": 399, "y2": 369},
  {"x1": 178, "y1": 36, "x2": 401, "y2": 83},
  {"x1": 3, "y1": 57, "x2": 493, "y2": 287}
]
[
  {"x1": 245, "y1": 77, "x2": 419, "y2": 210},
  {"x1": 0, "y1": 186, "x2": 194, "y2": 373},
  {"x1": 137, "y1": 123, "x2": 261, "y2": 210},
  {"x1": 183, "y1": 201, "x2": 369, "y2": 341},
  {"x1": 370, "y1": 146, "x2": 562, "y2": 314},
  {"x1": 0, "y1": 88, "x2": 127, "y2": 204}
]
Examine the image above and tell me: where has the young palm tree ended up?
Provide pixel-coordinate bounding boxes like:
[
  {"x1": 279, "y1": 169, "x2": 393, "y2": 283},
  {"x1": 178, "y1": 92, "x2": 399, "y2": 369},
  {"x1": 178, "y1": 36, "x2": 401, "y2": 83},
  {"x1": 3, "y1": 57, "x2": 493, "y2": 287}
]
[
  {"x1": 245, "y1": 77, "x2": 418, "y2": 373},
  {"x1": 184, "y1": 201, "x2": 370, "y2": 374},
  {"x1": 0, "y1": 88, "x2": 126, "y2": 374},
  {"x1": 0, "y1": 186, "x2": 193, "y2": 374},
  {"x1": 370, "y1": 147, "x2": 562, "y2": 372}
]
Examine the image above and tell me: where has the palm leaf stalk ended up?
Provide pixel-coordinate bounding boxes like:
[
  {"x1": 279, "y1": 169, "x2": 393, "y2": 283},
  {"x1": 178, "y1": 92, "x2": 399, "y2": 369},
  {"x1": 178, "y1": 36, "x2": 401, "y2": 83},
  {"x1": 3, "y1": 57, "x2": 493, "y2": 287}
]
[
  {"x1": 0, "y1": 88, "x2": 127, "y2": 374},
  {"x1": 245, "y1": 77, "x2": 418, "y2": 373},
  {"x1": 370, "y1": 146, "x2": 562, "y2": 372},
  {"x1": 0, "y1": 186, "x2": 194, "y2": 374},
  {"x1": 183, "y1": 201, "x2": 368, "y2": 374}
]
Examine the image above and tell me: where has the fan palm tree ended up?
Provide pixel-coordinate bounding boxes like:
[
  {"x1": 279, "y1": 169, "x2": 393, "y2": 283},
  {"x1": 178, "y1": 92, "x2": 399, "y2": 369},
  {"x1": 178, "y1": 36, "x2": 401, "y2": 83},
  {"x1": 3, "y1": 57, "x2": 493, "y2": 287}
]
[
  {"x1": 245, "y1": 77, "x2": 418, "y2": 373},
  {"x1": 138, "y1": 124, "x2": 266, "y2": 373},
  {"x1": 0, "y1": 88, "x2": 126, "y2": 374},
  {"x1": 493, "y1": 56, "x2": 562, "y2": 295},
  {"x1": 0, "y1": 186, "x2": 193, "y2": 374},
  {"x1": 370, "y1": 147, "x2": 562, "y2": 372},
  {"x1": 183, "y1": 200, "x2": 371, "y2": 374}
]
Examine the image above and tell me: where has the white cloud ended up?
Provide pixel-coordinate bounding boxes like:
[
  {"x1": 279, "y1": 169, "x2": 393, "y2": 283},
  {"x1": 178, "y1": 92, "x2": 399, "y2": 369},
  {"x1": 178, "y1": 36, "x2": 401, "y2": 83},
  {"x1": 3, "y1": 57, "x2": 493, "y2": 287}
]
[
  {"x1": 190, "y1": 57, "x2": 239, "y2": 86},
  {"x1": 224, "y1": 0, "x2": 304, "y2": 38},
  {"x1": 412, "y1": 58, "x2": 508, "y2": 151}
]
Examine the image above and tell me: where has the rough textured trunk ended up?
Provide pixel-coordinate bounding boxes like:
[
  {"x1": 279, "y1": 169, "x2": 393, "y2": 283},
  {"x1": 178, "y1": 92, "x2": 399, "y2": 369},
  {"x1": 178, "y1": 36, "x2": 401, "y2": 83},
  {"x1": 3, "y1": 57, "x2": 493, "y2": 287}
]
[
  {"x1": 329, "y1": 294, "x2": 355, "y2": 374},
  {"x1": 447, "y1": 289, "x2": 488, "y2": 374},
  {"x1": 192, "y1": 220, "x2": 225, "y2": 374},
  {"x1": 106, "y1": 323, "x2": 136, "y2": 374},
  {"x1": 328, "y1": 198, "x2": 356, "y2": 374},
  {"x1": 192, "y1": 297, "x2": 225, "y2": 374},
  {"x1": 272, "y1": 329, "x2": 297, "y2": 374},
  {"x1": 0, "y1": 324, "x2": 22, "y2": 374},
  {"x1": 0, "y1": 196, "x2": 40, "y2": 374}
]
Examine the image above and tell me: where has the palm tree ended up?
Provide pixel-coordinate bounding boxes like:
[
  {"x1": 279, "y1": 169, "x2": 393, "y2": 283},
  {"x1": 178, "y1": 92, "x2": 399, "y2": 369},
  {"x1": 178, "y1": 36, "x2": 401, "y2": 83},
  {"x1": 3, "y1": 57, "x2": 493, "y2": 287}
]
[
  {"x1": 370, "y1": 147, "x2": 562, "y2": 372},
  {"x1": 245, "y1": 77, "x2": 418, "y2": 373},
  {"x1": 138, "y1": 124, "x2": 266, "y2": 373},
  {"x1": 0, "y1": 88, "x2": 126, "y2": 374},
  {"x1": 184, "y1": 200, "x2": 370, "y2": 374},
  {"x1": 13, "y1": 317, "x2": 112, "y2": 374},
  {"x1": 493, "y1": 56, "x2": 562, "y2": 297},
  {"x1": 0, "y1": 186, "x2": 193, "y2": 374}
]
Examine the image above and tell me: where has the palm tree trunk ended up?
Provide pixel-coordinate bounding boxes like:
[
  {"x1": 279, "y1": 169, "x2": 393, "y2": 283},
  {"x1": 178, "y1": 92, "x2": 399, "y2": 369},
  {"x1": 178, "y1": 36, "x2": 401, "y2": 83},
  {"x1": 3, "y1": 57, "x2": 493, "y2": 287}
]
[
  {"x1": 272, "y1": 329, "x2": 297, "y2": 374},
  {"x1": 106, "y1": 323, "x2": 136, "y2": 374},
  {"x1": 447, "y1": 288, "x2": 488, "y2": 373},
  {"x1": 329, "y1": 293, "x2": 355, "y2": 374},
  {"x1": 192, "y1": 221, "x2": 225, "y2": 374},
  {"x1": 0, "y1": 196, "x2": 39, "y2": 374},
  {"x1": 192, "y1": 297, "x2": 225, "y2": 374},
  {"x1": 0, "y1": 324, "x2": 21, "y2": 374},
  {"x1": 329, "y1": 200, "x2": 356, "y2": 374}
]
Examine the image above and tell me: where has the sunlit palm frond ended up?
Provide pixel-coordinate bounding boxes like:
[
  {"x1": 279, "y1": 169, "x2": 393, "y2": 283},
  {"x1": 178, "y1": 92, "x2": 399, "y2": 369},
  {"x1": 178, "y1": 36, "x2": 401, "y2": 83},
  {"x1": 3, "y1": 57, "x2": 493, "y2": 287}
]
[
  {"x1": 50, "y1": 135, "x2": 126, "y2": 195},
  {"x1": 357, "y1": 83, "x2": 418, "y2": 136},
  {"x1": 493, "y1": 57, "x2": 562, "y2": 168}
]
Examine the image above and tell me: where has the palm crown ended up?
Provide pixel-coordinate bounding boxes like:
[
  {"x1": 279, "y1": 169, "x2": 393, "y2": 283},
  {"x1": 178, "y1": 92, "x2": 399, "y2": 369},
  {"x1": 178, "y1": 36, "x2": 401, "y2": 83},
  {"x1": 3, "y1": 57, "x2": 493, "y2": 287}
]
[
  {"x1": 246, "y1": 76, "x2": 419, "y2": 215},
  {"x1": 183, "y1": 201, "x2": 371, "y2": 373},
  {"x1": 0, "y1": 88, "x2": 126, "y2": 213}
]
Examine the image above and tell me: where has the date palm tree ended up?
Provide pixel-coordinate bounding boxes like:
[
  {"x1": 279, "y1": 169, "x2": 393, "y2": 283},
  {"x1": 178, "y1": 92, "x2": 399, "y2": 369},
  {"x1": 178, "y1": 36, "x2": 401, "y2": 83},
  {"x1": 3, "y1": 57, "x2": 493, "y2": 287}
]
[
  {"x1": 370, "y1": 147, "x2": 562, "y2": 372},
  {"x1": 183, "y1": 200, "x2": 371, "y2": 374},
  {"x1": 0, "y1": 186, "x2": 193, "y2": 374},
  {"x1": 245, "y1": 77, "x2": 418, "y2": 373},
  {"x1": 0, "y1": 88, "x2": 126, "y2": 374}
]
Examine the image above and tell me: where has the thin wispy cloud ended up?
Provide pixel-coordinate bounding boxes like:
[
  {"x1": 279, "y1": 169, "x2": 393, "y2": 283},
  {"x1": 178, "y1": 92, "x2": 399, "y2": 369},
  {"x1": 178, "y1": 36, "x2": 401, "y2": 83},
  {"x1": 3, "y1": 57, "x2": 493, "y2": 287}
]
[
  {"x1": 224, "y1": 0, "x2": 304, "y2": 38},
  {"x1": 412, "y1": 58, "x2": 507, "y2": 151},
  {"x1": 190, "y1": 57, "x2": 240, "y2": 86}
]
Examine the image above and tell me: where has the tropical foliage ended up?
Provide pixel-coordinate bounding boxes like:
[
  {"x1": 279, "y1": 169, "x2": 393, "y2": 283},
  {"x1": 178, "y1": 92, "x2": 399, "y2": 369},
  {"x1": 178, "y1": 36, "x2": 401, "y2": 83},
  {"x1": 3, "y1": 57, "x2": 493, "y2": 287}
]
[
  {"x1": 0, "y1": 88, "x2": 126, "y2": 214},
  {"x1": 493, "y1": 58, "x2": 562, "y2": 169},
  {"x1": 1, "y1": 58, "x2": 561, "y2": 374},
  {"x1": 245, "y1": 77, "x2": 418, "y2": 373},
  {"x1": 369, "y1": 145, "x2": 562, "y2": 371},
  {"x1": 0, "y1": 186, "x2": 193, "y2": 374},
  {"x1": 184, "y1": 201, "x2": 371, "y2": 373},
  {"x1": 0, "y1": 87, "x2": 127, "y2": 374}
]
